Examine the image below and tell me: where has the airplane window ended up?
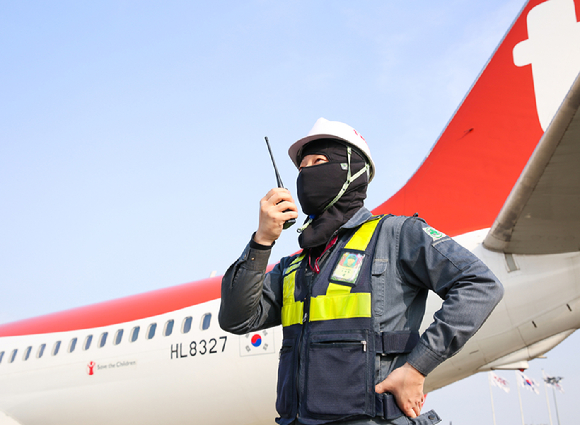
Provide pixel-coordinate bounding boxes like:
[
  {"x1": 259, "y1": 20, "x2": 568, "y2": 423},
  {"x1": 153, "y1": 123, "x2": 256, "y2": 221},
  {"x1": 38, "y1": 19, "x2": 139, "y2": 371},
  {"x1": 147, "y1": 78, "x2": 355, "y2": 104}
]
[
  {"x1": 164, "y1": 320, "x2": 174, "y2": 337},
  {"x1": 130, "y1": 326, "x2": 140, "y2": 343},
  {"x1": 201, "y1": 313, "x2": 212, "y2": 330},
  {"x1": 114, "y1": 329, "x2": 123, "y2": 345},
  {"x1": 99, "y1": 332, "x2": 108, "y2": 348},
  {"x1": 182, "y1": 316, "x2": 192, "y2": 334},
  {"x1": 37, "y1": 344, "x2": 46, "y2": 359},
  {"x1": 9, "y1": 349, "x2": 18, "y2": 363},
  {"x1": 68, "y1": 337, "x2": 77, "y2": 353},
  {"x1": 23, "y1": 346, "x2": 32, "y2": 361},
  {"x1": 147, "y1": 323, "x2": 157, "y2": 340},
  {"x1": 0, "y1": 351, "x2": 4, "y2": 364},
  {"x1": 84, "y1": 335, "x2": 93, "y2": 351},
  {"x1": 52, "y1": 341, "x2": 61, "y2": 356}
]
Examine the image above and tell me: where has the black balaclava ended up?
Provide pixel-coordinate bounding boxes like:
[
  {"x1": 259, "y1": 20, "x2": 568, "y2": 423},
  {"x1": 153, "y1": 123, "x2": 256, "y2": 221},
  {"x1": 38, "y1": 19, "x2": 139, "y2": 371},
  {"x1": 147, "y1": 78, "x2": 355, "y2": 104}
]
[{"x1": 296, "y1": 139, "x2": 369, "y2": 249}]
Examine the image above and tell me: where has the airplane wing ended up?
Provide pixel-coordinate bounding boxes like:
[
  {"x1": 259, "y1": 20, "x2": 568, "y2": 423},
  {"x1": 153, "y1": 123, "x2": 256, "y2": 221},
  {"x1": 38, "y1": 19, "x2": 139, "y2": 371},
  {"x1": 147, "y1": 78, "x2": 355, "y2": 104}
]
[{"x1": 483, "y1": 72, "x2": 580, "y2": 254}]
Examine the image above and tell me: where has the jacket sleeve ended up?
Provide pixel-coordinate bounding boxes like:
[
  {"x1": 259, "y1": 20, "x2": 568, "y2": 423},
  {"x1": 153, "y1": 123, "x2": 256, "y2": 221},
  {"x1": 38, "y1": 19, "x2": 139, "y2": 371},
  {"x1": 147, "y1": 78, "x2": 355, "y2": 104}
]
[
  {"x1": 399, "y1": 218, "x2": 504, "y2": 376},
  {"x1": 218, "y1": 240, "x2": 293, "y2": 335}
]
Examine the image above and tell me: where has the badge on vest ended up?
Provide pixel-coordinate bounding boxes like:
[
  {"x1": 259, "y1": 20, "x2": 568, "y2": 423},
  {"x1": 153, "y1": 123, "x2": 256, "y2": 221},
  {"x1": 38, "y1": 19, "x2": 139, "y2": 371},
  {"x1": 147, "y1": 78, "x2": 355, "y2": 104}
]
[
  {"x1": 423, "y1": 226, "x2": 446, "y2": 241},
  {"x1": 331, "y1": 251, "x2": 365, "y2": 285}
]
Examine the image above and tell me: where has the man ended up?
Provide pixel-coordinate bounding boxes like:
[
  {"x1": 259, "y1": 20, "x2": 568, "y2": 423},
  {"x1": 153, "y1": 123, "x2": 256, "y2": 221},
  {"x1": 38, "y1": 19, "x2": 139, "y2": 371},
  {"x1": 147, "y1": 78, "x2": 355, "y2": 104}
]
[{"x1": 219, "y1": 118, "x2": 503, "y2": 425}]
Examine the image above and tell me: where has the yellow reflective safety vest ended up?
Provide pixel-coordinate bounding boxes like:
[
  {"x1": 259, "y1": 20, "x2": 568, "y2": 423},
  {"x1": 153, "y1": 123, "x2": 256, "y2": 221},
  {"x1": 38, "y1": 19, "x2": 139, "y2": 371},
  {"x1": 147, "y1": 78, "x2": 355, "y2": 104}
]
[
  {"x1": 275, "y1": 215, "x2": 419, "y2": 425},
  {"x1": 281, "y1": 216, "x2": 379, "y2": 328}
]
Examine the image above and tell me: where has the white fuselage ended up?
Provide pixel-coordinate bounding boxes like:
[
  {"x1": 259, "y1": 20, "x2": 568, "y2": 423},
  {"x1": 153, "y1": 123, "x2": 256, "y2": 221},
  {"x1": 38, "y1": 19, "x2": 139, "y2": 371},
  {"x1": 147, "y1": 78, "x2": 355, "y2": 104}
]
[{"x1": 1, "y1": 229, "x2": 579, "y2": 425}]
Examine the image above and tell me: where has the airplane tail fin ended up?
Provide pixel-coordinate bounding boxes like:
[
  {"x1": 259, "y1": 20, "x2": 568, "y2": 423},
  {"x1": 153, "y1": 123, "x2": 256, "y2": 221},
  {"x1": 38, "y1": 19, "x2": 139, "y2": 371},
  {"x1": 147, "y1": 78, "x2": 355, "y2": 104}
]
[{"x1": 372, "y1": 0, "x2": 580, "y2": 237}]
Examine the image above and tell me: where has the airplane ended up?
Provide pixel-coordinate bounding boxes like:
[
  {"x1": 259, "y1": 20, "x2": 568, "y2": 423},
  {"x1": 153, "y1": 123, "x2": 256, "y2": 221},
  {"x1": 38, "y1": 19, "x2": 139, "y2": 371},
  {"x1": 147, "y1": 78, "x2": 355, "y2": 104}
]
[{"x1": 1, "y1": 0, "x2": 580, "y2": 423}]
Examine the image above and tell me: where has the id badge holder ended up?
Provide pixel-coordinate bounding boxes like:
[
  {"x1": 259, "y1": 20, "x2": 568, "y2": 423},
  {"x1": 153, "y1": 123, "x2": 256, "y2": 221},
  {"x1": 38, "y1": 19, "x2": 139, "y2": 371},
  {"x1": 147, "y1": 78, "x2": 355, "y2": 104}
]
[{"x1": 330, "y1": 251, "x2": 365, "y2": 286}]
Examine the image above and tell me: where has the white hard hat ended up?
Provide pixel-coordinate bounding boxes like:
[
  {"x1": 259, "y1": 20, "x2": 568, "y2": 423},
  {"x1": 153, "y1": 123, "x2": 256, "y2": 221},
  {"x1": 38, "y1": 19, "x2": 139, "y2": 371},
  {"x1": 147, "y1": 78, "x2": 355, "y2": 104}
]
[{"x1": 288, "y1": 117, "x2": 375, "y2": 181}]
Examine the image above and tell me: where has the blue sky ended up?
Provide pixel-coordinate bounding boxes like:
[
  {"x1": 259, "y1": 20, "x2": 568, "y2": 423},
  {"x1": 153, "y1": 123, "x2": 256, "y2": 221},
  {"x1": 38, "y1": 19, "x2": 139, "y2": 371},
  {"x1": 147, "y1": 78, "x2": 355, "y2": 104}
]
[{"x1": 1, "y1": 1, "x2": 576, "y2": 424}]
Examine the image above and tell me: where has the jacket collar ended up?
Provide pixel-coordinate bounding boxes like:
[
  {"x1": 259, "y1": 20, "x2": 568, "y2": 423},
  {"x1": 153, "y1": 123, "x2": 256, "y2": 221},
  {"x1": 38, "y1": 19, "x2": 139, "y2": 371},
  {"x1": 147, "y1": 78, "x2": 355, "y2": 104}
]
[{"x1": 340, "y1": 207, "x2": 373, "y2": 230}]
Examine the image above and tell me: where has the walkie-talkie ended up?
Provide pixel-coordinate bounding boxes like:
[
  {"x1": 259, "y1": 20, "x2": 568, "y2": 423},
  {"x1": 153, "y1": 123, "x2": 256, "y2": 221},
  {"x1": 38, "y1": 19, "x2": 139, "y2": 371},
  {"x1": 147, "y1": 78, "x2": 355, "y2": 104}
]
[{"x1": 264, "y1": 137, "x2": 296, "y2": 230}]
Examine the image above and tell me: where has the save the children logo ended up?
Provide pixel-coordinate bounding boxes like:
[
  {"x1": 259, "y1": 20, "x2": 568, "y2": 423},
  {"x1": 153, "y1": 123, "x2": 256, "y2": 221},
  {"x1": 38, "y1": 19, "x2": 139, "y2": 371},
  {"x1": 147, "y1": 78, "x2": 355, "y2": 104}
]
[{"x1": 86, "y1": 360, "x2": 137, "y2": 375}]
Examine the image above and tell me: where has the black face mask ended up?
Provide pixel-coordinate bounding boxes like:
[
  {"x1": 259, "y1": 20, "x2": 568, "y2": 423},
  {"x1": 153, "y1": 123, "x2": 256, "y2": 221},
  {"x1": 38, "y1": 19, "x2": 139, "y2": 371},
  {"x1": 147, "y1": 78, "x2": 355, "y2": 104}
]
[
  {"x1": 295, "y1": 139, "x2": 369, "y2": 249},
  {"x1": 296, "y1": 162, "x2": 347, "y2": 215}
]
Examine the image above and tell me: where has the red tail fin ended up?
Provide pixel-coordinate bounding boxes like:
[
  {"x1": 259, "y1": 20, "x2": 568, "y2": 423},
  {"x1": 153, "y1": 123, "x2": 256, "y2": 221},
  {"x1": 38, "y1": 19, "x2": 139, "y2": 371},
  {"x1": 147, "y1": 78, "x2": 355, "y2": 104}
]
[{"x1": 373, "y1": 0, "x2": 580, "y2": 236}]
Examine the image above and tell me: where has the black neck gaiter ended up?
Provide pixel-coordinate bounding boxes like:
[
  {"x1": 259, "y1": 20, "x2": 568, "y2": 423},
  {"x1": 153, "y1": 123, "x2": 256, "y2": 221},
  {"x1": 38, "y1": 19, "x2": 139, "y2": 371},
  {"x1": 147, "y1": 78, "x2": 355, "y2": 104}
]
[{"x1": 296, "y1": 140, "x2": 368, "y2": 249}]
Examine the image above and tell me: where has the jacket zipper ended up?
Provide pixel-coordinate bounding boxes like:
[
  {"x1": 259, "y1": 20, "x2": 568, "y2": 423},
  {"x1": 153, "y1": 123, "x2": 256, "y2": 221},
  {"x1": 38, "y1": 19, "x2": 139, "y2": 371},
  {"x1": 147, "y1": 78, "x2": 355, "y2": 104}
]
[
  {"x1": 295, "y1": 262, "x2": 311, "y2": 419},
  {"x1": 312, "y1": 339, "x2": 367, "y2": 352}
]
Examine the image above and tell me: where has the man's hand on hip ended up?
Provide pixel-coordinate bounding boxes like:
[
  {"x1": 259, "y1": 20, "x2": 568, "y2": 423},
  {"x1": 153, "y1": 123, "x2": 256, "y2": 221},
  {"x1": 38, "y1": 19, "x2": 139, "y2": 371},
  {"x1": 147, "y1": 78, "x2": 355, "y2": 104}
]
[{"x1": 375, "y1": 362, "x2": 425, "y2": 419}]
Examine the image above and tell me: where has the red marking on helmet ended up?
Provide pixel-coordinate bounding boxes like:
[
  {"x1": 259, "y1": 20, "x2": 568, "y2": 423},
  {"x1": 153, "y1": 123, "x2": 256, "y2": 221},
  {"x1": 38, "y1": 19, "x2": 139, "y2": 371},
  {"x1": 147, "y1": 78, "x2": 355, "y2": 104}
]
[{"x1": 353, "y1": 129, "x2": 366, "y2": 141}]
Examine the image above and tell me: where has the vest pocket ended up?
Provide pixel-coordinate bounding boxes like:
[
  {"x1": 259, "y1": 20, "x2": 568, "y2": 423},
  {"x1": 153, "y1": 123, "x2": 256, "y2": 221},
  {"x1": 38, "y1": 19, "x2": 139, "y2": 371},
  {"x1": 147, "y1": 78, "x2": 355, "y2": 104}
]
[
  {"x1": 304, "y1": 331, "x2": 371, "y2": 418},
  {"x1": 276, "y1": 339, "x2": 296, "y2": 418}
]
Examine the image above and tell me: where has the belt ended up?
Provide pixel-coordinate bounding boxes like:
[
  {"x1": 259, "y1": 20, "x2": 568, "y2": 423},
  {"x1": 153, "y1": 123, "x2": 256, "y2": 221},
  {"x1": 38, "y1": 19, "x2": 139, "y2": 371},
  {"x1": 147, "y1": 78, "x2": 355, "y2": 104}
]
[{"x1": 375, "y1": 330, "x2": 420, "y2": 354}]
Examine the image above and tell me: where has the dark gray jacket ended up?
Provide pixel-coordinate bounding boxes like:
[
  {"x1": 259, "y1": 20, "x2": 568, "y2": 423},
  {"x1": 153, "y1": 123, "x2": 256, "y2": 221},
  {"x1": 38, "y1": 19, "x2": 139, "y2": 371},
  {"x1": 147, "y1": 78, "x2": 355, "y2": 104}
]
[{"x1": 219, "y1": 208, "x2": 503, "y2": 422}]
